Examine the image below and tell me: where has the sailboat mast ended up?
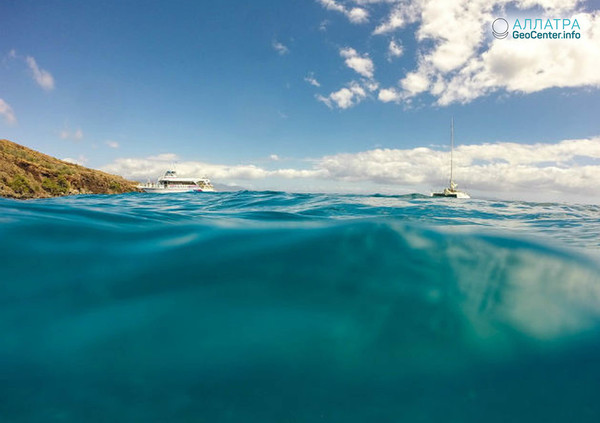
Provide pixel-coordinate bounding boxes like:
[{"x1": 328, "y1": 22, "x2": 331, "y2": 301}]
[{"x1": 450, "y1": 117, "x2": 454, "y2": 185}]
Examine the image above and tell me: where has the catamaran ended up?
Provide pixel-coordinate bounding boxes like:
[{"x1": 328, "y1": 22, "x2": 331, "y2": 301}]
[
  {"x1": 138, "y1": 170, "x2": 216, "y2": 193},
  {"x1": 432, "y1": 118, "x2": 470, "y2": 199}
]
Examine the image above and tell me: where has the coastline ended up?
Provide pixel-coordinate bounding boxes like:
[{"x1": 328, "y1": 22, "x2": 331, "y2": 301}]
[{"x1": 0, "y1": 139, "x2": 141, "y2": 199}]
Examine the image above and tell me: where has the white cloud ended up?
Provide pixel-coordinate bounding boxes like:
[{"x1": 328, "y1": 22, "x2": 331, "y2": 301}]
[
  {"x1": 270, "y1": 154, "x2": 280, "y2": 161},
  {"x1": 304, "y1": 73, "x2": 321, "y2": 87},
  {"x1": 272, "y1": 40, "x2": 289, "y2": 55},
  {"x1": 321, "y1": 2, "x2": 600, "y2": 108},
  {"x1": 401, "y1": 70, "x2": 430, "y2": 95},
  {"x1": 316, "y1": 47, "x2": 376, "y2": 108},
  {"x1": 25, "y1": 56, "x2": 55, "y2": 91},
  {"x1": 101, "y1": 154, "x2": 325, "y2": 181},
  {"x1": 387, "y1": 38, "x2": 404, "y2": 60},
  {"x1": 60, "y1": 127, "x2": 84, "y2": 141},
  {"x1": 101, "y1": 136, "x2": 600, "y2": 201},
  {"x1": 340, "y1": 47, "x2": 375, "y2": 78},
  {"x1": 317, "y1": 81, "x2": 368, "y2": 109},
  {"x1": 315, "y1": 136, "x2": 600, "y2": 198},
  {"x1": 62, "y1": 155, "x2": 88, "y2": 166},
  {"x1": 318, "y1": 0, "x2": 346, "y2": 14},
  {"x1": 363, "y1": 79, "x2": 379, "y2": 92},
  {"x1": 373, "y1": 1, "x2": 420, "y2": 35},
  {"x1": 0, "y1": 98, "x2": 17, "y2": 125},
  {"x1": 368, "y1": 1, "x2": 600, "y2": 105},
  {"x1": 106, "y1": 140, "x2": 120, "y2": 149},
  {"x1": 348, "y1": 7, "x2": 369, "y2": 23},
  {"x1": 437, "y1": 11, "x2": 600, "y2": 105},
  {"x1": 378, "y1": 87, "x2": 402, "y2": 102},
  {"x1": 353, "y1": 0, "x2": 400, "y2": 4},
  {"x1": 317, "y1": 0, "x2": 369, "y2": 24}
]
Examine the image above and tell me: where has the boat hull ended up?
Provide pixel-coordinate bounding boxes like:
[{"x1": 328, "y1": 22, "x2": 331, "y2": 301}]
[
  {"x1": 140, "y1": 187, "x2": 213, "y2": 193},
  {"x1": 432, "y1": 191, "x2": 470, "y2": 199}
]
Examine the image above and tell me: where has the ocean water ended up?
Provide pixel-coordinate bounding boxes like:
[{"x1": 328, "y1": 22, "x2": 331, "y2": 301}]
[{"x1": 1, "y1": 191, "x2": 600, "y2": 422}]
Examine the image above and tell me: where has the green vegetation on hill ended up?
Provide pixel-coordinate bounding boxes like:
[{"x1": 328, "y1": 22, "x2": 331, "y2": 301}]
[{"x1": 0, "y1": 139, "x2": 140, "y2": 199}]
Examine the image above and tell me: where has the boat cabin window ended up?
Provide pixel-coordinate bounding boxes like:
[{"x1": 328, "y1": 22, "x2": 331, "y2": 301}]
[{"x1": 164, "y1": 180, "x2": 196, "y2": 185}]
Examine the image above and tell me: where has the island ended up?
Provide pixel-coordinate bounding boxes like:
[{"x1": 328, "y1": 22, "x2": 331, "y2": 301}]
[{"x1": 0, "y1": 139, "x2": 140, "y2": 199}]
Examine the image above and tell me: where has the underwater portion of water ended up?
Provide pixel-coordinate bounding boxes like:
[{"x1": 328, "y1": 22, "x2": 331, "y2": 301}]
[{"x1": 1, "y1": 191, "x2": 600, "y2": 422}]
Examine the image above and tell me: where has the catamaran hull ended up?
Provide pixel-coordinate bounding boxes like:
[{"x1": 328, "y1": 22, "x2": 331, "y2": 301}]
[
  {"x1": 432, "y1": 192, "x2": 470, "y2": 199},
  {"x1": 141, "y1": 187, "x2": 213, "y2": 193}
]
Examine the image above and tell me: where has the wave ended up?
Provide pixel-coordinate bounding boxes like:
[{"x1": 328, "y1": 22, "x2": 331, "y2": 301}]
[{"x1": 1, "y1": 192, "x2": 600, "y2": 421}]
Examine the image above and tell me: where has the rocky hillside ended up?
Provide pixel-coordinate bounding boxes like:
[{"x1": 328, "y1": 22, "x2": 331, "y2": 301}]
[{"x1": 0, "y1": 139, "x2": 140, "y2": 199}]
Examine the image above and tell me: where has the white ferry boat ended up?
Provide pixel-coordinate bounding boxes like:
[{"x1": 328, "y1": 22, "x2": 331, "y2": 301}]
[{"x1": 138, "y1": 170, "x2": 216, "y2": 193}]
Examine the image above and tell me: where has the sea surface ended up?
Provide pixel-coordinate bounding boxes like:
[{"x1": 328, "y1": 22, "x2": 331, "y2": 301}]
[{"x1": 1, "y1": 191, "x2": 600, "y2": 422}]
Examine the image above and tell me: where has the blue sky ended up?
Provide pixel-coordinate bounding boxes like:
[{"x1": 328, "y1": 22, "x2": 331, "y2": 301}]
[{"x1": 1, "y1": 0, "x2": 600, "y2": 200}]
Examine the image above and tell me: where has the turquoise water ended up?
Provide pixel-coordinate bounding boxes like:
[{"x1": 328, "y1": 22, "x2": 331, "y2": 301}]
[{"x1": 1, "y1": 191, "x2": 600, "y2": 422}]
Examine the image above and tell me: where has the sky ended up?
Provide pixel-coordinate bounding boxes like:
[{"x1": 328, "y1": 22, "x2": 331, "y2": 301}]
[{"x1": 1, "y1": 0, "x2": 600, "y2": 202}]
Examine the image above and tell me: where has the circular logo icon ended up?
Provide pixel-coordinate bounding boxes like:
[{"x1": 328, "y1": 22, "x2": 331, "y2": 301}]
[{"x1": 492, "y1": 18, "x2": 509, "y2": 39}]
